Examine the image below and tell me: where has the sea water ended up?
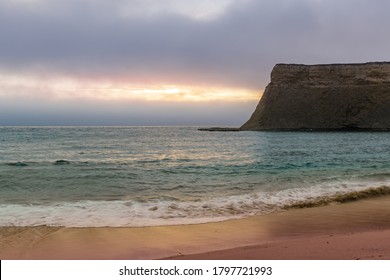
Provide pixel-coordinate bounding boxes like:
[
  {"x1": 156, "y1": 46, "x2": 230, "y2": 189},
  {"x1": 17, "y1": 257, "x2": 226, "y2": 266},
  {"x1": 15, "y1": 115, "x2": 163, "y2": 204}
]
[{"x1": 1, "y1": 126, "x2": 390, "y2": 227}]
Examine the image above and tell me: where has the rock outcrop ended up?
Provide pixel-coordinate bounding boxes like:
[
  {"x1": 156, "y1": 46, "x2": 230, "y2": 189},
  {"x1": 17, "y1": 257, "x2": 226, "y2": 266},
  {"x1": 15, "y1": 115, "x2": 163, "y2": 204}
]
[{"x1": 241, "y1": 62, "x2": 390, "y2": 131}]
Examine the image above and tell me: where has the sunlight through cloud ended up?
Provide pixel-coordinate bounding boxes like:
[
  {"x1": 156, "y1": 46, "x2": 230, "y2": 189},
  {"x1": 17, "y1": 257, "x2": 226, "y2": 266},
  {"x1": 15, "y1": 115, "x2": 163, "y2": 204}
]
[{"x1": 0, "y1": 73, "x2": 260, "y2": 103}]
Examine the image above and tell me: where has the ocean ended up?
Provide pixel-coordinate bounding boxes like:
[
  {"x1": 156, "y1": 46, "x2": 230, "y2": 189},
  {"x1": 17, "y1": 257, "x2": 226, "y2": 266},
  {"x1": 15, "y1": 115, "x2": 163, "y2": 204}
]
[{"x1": 1, "y1": 126, "x2": 390, "y2": 227}]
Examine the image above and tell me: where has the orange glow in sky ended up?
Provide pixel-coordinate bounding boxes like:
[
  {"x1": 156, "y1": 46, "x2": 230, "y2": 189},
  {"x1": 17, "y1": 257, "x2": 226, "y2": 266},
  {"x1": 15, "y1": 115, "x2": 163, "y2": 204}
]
[
  {"x1": 0, "y1": 73, "x2": 260, "y2": 103},
  {"x1": 94, "y1": 85, "x2": 260, "y2": 102}
]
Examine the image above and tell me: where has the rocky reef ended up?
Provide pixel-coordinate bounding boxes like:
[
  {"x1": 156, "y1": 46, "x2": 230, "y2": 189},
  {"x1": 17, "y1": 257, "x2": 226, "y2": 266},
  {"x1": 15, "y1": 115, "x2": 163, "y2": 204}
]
[{"x1": 241, "y1": 62, "x2": 390, "y2": 130}]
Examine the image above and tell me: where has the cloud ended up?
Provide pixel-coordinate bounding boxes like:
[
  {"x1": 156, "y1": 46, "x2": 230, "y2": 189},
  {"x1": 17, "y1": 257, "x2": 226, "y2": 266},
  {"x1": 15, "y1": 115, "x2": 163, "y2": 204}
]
[{"x1": 2, "y1": 0, "x2": 390, "y2": 90}]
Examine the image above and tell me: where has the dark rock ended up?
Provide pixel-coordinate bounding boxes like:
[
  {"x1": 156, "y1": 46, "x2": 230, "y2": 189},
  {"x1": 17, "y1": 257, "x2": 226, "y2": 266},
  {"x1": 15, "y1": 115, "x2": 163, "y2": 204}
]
[
  {"x1": 241, "y1": 62, "x2": 390, "y2": 131},
  {"x1": 54, "y1": 160, "x2": 70, "y2": 165},
  {"x1": 198, "y1": 127, "x2": 240, "y2": 132}
]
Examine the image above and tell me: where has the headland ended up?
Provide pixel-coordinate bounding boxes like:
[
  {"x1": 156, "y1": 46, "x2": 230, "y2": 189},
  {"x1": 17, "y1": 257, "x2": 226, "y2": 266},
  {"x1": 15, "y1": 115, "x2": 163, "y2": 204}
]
[{"x1": 241, "y1": 62, "x2": 390, "y2": 131}]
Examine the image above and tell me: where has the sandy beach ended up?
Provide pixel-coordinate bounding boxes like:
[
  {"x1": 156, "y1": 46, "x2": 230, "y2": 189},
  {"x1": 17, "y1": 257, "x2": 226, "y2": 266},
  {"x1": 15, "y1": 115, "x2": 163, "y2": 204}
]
[{"x1": 1, "y1": 196, "x2": 390, "y2": 260}]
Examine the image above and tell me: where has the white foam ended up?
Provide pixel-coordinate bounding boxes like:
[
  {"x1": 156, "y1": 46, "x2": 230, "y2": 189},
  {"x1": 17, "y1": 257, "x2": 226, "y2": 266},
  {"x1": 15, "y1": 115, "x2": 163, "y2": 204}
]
[{"x1": 1, "y1": 178, "x2": 389, "y2": 227}]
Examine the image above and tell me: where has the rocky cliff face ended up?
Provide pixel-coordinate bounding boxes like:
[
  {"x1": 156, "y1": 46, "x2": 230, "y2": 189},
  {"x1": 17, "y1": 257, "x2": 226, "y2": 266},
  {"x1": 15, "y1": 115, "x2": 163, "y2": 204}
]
[{"x1": 241, "y1": 62, "x2": 390, "y2": 130}]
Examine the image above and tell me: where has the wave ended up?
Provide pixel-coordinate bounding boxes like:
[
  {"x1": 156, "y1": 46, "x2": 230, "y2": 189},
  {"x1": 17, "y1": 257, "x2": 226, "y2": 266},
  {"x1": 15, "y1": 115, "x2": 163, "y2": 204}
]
[
  {"x1": 1, "y1": 185, "x2": 389, "y2": 228},
  {"x1": 3, "y1": 160, "x2": 91, "y2": 167},
  {"x1": 6, "y1": 162, "x2": 29, "y2": 167},
  {"x1": 283, "y1": 186, "x2": 390, "y2": 209}
]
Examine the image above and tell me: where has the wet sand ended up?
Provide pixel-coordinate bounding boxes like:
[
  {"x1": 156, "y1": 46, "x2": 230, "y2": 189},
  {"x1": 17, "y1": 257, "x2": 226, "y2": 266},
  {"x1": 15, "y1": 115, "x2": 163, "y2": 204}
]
[
  {"x1": 165, "y1": 229, "x2": 390, "y2": 260},
  {"x1": 1, "y1": 196, "x2": 390, "y2": 260}
]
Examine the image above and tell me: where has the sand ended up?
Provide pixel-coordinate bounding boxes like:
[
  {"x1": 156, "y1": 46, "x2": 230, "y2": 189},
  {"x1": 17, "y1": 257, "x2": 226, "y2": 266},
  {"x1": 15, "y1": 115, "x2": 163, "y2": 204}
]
[{"x1": 1, "y1": 196, "x2": 390, "y2": 260}]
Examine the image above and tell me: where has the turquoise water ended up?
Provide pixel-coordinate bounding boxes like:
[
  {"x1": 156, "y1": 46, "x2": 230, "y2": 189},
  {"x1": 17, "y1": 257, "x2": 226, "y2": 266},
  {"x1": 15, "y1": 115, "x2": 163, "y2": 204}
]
[{"x1": 1, "y1": 126, "x2": 390, "y2": 227}]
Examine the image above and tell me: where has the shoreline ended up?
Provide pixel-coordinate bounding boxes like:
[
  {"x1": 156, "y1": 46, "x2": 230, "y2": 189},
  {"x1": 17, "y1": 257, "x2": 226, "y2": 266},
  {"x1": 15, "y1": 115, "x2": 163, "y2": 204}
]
[{"x1": 1, "y1": 196, "x2": 390, "y2": 260}]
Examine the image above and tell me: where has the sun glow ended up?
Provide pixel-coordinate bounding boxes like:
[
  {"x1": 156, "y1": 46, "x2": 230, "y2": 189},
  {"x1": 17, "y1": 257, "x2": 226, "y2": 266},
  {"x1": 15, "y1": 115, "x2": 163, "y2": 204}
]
[
  {"x1": 0, "y1": 73, "x2": 260, "y2": 103},
  {"x1": 102, "y1": 86, "x2": 259, "y2": 102}
]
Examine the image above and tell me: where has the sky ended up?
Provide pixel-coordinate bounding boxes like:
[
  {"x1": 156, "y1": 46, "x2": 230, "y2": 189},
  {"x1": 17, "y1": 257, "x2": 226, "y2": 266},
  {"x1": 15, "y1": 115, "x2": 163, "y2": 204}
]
[{"x1": 1, "y1": 0, "x2": 390, "y2": 126}]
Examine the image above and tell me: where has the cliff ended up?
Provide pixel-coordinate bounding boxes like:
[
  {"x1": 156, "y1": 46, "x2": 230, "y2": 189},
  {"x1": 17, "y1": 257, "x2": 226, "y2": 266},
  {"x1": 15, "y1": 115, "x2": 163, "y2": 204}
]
[{"x1": 241, "y1": 62, "x2": 390, "y2": 131}]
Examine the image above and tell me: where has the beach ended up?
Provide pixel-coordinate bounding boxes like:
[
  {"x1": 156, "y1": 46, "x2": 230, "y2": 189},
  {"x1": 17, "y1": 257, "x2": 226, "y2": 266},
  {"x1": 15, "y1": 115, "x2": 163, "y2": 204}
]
[{"x1": 1, "y1": 196, "x2": 390, "y2": 260}]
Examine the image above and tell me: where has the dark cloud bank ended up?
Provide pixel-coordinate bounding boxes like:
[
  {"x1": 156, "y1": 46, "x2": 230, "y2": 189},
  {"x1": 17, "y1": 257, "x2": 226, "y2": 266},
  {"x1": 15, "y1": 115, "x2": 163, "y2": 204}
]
[{"x1": 2, "y1": 0, "x2": 390, "y2": 88}]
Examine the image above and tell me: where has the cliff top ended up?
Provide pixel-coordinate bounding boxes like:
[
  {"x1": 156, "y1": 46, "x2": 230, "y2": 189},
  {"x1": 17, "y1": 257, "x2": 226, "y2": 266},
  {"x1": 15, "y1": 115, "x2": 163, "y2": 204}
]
[
  {"x1": 275, "y1": 61, "x2": 390, "y2": 67},
  {"x1": 271, "y1": 61, "x2": 390, "y2": 86}
]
